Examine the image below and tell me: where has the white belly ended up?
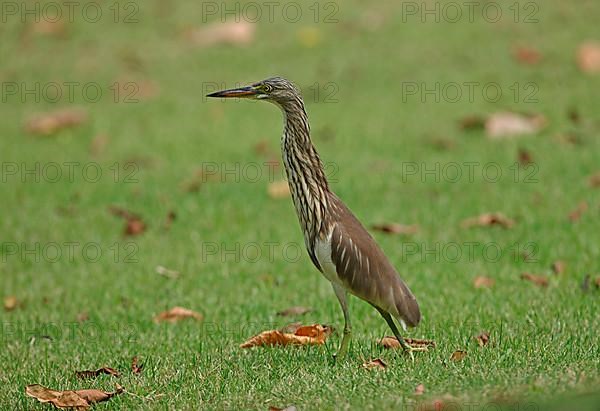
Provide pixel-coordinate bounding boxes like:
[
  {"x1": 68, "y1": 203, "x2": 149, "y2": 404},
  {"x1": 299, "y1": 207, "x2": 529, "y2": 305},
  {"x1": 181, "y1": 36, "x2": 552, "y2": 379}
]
[{"x1": 314, "y1": 232, "x2": 343, "y2": 286}]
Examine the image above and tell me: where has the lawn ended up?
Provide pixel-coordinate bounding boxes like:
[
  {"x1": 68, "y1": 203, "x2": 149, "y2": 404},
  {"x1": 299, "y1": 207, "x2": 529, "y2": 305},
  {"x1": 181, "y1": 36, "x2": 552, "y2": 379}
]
[{"x1": 1, "y1": 0, "x2": 600, "y2": 409}]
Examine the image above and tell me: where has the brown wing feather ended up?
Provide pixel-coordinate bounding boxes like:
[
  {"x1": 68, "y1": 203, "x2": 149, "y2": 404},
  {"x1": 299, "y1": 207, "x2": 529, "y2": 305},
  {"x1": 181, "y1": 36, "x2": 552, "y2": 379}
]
[{"x1": 328, "y1": 194, "x2": 420, "y2": 327}]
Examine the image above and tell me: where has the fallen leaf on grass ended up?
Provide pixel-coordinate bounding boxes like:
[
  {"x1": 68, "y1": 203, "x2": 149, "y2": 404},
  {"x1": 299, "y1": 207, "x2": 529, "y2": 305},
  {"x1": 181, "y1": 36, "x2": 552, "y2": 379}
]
[
  {"x1": 269, "y1": 406, "x2": 297, "y2": 411},
  {"x1": 362, "y1": 358, "x2": 387, "y2": 370},
  {"x1": 75, "y1": 367, "x2": 120, "y2": 379},
  {"x1": 485, "y1": 112, "x2": 546, "y2": 139},
  {"x1": 108, "y1": 206, "x2": 147, "y2": 236},
  {"x1": 518, "y1": 148, "x2": 533, "y2": 165},
  {"x1": 418, "y1": 396, "x2": 458, "y2": 411},
  {"x1": 450, "y1": 350, "x2": 467, "y2": 361},
  {"x1": 552, "y1": 260, "x2": 566, "y2": 275},
  {"x1": 184, "y1": 21, "x2": 255, "y2": 47},
  {"x1": 25, "y1": 384, "x2": 123, "y2": 409},
  {"x1": 163, "y1": 211, "x2": 176, "y2": 231},
  {"x1": 581, "y1": 274, "x2": 591, "y2": 293},
  {"x1": 180, "y1": 170, "x2": 206, "y2": 193},
  {"x1": 240, "y1": 324, "x2": 332, "y2": 348},
  {"x1": 76, "y1": 312, "x2": 89, "y2": 323},
  {"x1": 379, "y1": 336, "x2": 435, "y2": 350},
  {"x1": 568, "y1": 201, "x2": 588, "y2": 222},
  {"x1": 278, "y1": 322, "x2": 302, "y2": 334},
  {"x1": 131, "y1": 356, "x2": 143, "y2": 374},
  {"x1": 25, "y1": 108, "x2": 88, "y2": 136},
  {"x1": 459, "y1": 115, "x2": 486, "y2": 131},
  {"x1": 414, "y1": 383, "x2": 426, "y2": 395},
  {"x1": 430, "y1": 137, "x2": 455, "y2": 151},
  {"x1": 520, "y1": 273, "x2": 549, "y2": 288},
  {"x1": 30, "y1": 19, "x2": 68, "y2": 37},
  {"x1": 474, "y1": 332, "x2": 490, "y2": 347},
  {"x1": 588, "y1": 172, "x2": 600, "y2": 188},
  {"x1": 577, "y1": 42, "x2": 600, "y2": 73},
  {"x1": 473, "y1": 276, "x2": 495, "y2": 289},
  {"x1": 3, "y1": 296, "x2": 19, "y2": 311},
  {"x1": 371, "y1": 223, "x2": 419, "y2": 235},
  {"x1": 268, "y1": 180, "x2": 290, "y2": 199},
  {"x1": 461, "y1": 213, "x2": 515, "y2": 229},
  {"x1": 156, "y1": 265, "x2": 179, "y2": 279},
  {"x1": 153, "y1": 307, "x2": 203, "y2": 323},
  {"x1": 276, "y1": 306, "x2": 312, "y2": 317},
  {"x1": 253, "y1": 140, "x2": 278, "y2": 158},
  {"x1": 513, "y1": 46, "x2": 541, "y2": 65}
]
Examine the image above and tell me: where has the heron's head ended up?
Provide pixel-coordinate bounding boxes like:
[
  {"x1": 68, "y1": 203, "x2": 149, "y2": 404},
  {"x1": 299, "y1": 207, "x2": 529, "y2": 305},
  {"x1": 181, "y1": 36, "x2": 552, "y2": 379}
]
[{"x1": 206, "y1": 77, "x2": 302, "y2": 107}]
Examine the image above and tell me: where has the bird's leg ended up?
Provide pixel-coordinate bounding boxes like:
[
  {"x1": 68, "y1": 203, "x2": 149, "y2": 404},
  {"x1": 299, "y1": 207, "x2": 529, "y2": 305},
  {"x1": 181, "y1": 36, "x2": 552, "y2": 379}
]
[
  {"x1": 373, "y1": 306, "x2": 426, "y2": 360},
  {"x1": 332, "y1": 283, "x2": 352, "y2": 361}
]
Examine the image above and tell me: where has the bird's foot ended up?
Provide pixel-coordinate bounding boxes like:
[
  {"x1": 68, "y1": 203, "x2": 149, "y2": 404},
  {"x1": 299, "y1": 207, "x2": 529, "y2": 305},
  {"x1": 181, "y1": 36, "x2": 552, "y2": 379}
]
[{"x1": 398, "y1": 339, "x2": 429, "y2": 362}]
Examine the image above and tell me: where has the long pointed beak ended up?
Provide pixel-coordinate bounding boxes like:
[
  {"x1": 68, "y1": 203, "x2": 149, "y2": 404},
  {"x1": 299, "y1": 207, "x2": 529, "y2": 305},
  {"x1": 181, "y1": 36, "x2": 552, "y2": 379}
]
[{"x1": 206, "y1": 86, "x2": 258, "y2": 98}]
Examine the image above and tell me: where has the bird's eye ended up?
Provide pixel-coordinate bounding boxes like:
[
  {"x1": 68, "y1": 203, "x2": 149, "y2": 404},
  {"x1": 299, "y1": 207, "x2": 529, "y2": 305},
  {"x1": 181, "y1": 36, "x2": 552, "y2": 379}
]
[{"x1": 263, "y1": 84, "x2": 273, "y2": 92}]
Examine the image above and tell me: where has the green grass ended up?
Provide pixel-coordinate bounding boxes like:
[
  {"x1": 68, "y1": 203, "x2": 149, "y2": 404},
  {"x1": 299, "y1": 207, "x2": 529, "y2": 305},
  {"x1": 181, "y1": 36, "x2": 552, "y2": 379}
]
[{"x1": 2, "y1": 0, "x2": 600, "y2": 409}]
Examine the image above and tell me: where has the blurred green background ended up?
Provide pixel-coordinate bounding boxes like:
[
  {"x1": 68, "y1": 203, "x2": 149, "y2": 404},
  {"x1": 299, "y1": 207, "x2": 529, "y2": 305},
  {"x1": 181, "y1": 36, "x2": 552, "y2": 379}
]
[{"x1": 1, "y1": 0, "x2": 599, "y2": 409}]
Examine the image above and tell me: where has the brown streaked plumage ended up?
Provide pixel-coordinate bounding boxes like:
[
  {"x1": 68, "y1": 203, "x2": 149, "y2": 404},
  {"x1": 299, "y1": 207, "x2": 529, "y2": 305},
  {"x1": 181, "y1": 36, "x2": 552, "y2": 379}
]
[{"x1": 207, "y1": 77, "x2": 423, "y2": 359}]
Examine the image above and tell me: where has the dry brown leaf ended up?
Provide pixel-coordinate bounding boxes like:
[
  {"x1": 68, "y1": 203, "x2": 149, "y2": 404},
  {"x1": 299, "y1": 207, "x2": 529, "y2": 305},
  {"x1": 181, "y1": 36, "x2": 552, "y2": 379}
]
[
  {"x1": 153, "y1": 306, "x2": 203, "y2": 323},
  {"x1": 371, "y1": 223, "x2": 419, "y2": 235},
  {"x1": 568, "y1": 201, "x2": 589, "y2": 222},
  {"x1": 518, "y1": 148, "x2": 533, "y2": 165},
  {"x1": 551, "y1": 260, "x2": 566, "y2": 275},
  {"x1": 459, "y1": 115, "x2": 486, "y2": 131},
  {"x1": 474, "y1": 332, "x2": 490, "y2": 347},
  {"x1": 430, "y1": 137, "x2": 455, "y2": 151},
  {"x1": 25, "y1": 384, "x2": 123, "y2": 409},
  {"x1": 3, "y1": 296, "x2": 18, "y2": 311},
  {"x1": 131, "y1": 356, "x2": 143, "y2": 374},
  {"x1": 276, "y1": 306, "x2": 312, "y2": 317},
  {"x1": 269, "y1": 406, "x2": 297, "y2": 411},
  {"x1": 185, "y1": 21, "x2": 255, "y2": 47},
  {"x1": 278, "y1": 322, "x2": 302, "y2": 334},
  {"x1": 125, "y1": 219, "x2": 146, "y2": 236},
  {"x1": 520, "y1": 272, "x2": 549, "y2": 288},
  {"x1": 75, "y1": 367, "x2": 120, "y2": 379},
  {"x1": 76, "y1": 312, "x2": 89, "y2": 323},
  {"x1": 577, "y1": 42, "x2": 600, "y2": 73},
  {"x1": 253, "y1": 140, "x2": 278, "y2": 158},
  {"x1": 240, "y1": 324, "x2": 332, "y2": 348},
  {"x1": 156, "y1": 265, "x2": 180, "y2": 279},
  {"x1": 268, "y1": 180, "x2": 290, "y2": 199},
  {"x1": 25, "y1": 108, "x2": 88, "y2": 136},
  {"x1": 379, "y1": 336, "x2": 435, "y2": 350},
  {"x1": 362, "y1": 358, "x2": 387, "y2": 370},
  {"x1": 461, "y1": 213, "x2": 515, "y2": 229},
  {"x1": 581, "y1": 274, "x2": 591, "y2": 293},
  {"x1": 450, "y1": 350, "x2": 467, "y2": 361},
  {"x1": 485, "y1": 112, "x2": 546, "y2": 139},
  {"x1": 30, "y1": 19, "x2": 67, "y2": 37},
  {"x1": 414, "y1": 383, "x2": 426, "y2": 396},
  {"x1": 180, "y1": 170, "x2": 206, "y2": 193},
  {"x1": 473, "y1": 276, "x2": 495, "y2": 289},
  {"x1": 513, "y1": 46, "x2": 542, "y2": 65},
  {"x1": 594, "y1": 277, "x2": 600, "y2": 289},
  {"x1": 588, "y1": 172, "x2": 600, "y2": 188},
  {"x1": 108, "y1": 206, "x2": 147, "y2": 236},
  {"x1": 164, "y1": 211, "x2": 176, "y2": 231}
]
